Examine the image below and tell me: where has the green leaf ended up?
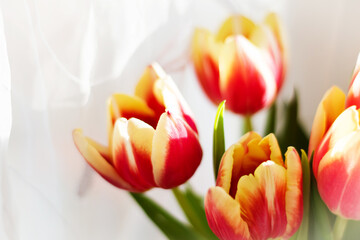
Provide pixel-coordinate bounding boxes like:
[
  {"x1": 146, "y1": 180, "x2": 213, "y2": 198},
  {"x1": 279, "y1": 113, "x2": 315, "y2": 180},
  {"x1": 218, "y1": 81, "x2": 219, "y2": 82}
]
[
  {"x1": 213, "y1": 100, "x2": 226, "y2": 179},
  {"x1": 264, "y1": 102, "x2": 277, "y2": 135},
  {"x1": 130, "y1": 192, "x2": 205, "y2": 240},
  {"x1": 172, "y1": 186, "x2": 218, "y2": 240},
  {"x1": 290, "y1": 150, "x2": 310, "y2": 240},
  {"x1": 277, "y1": 91, "x2": 309, "y2": 154}
]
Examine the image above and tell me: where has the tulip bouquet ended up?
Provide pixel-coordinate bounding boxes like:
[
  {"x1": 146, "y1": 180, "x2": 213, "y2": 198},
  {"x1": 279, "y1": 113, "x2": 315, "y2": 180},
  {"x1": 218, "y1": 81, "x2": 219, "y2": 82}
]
[{"x1": 72, "y1": 12, "x2": 360, "y2": 240}]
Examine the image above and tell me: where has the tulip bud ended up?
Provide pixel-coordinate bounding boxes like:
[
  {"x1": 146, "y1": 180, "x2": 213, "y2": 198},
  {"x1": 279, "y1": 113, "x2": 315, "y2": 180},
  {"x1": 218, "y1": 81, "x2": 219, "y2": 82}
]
[
  {"x1": 309, "y1": 53, "x2": 360, "y2": 155},
  {"x1": 205, "y1": 132, "x2": 303, "y2": 240},
  {"x1": 192, "y1": 13, "x2": 286, "y2": 115},
  {"x1": 313, "y1": 107, "x2": 360, "y2": 219},
  {"x1": 73, "y1": 63, "x2": 202, "y2": 192},
  {"x1": 309, "y1": 53, "x2": 360, "y2": 219}
]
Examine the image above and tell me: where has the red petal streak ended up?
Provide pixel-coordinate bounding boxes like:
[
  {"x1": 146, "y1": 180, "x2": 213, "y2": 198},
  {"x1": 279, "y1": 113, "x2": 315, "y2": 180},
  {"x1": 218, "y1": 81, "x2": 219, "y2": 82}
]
[
  {"x1": 346, "y1": 53, "x2": 360, "y2": 109},
  {"x1": 72, "y1": 129, "x2": 135, "y2": 191},
  {"x1": 135, "y1": 63, "x2": 166, "y2": 119},
  {"x1": 112, "y1": 119, "x2": 154, "y2": 192},
  {"x1": 236, "y1": 161, "x2": 287, "y2": 239},
  {"x1": 107, "y1": 94, "x2": 156, "y2": 150},
  {"x1": 308, "y1": 87, "x2": 345, "y2": 156},
  {"x1": 127, "y1": 118, "x2": 156, "y2": 186},
  {"x1": 284, "y1": 148, "x2": 303, "y2": 238},
  {"x1": 153, "y1": 73, "x2": 199, "y2": 133},
  {"x1": 205, "y1": 187, "x2": 251, "y2": 240},
  {"x1": 317, "y1": 132, "x2": 360, "y2": 219},
  {"x1": 317, "y1": 154, "x2": 348, "y2": 214},
  {"x1": 191, "y1": 29, "x2": 222, "y2": 104},
  {"x1": 219, "y1": 36, "x2": 276, "y2": 115},
  {"x1": 151, "y1": 112, "x2": 202, "y2": 188},
  {"x1": 313, "y1": 107, "x2": 359, "y2": 178}
]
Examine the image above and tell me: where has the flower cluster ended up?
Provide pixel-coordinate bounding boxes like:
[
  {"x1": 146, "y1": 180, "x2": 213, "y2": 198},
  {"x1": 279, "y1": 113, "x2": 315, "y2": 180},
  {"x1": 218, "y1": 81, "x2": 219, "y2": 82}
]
[
  {"x1": 73, "y1": 63, "x2": 202, "y2": 192},
  {"x1": 72, "y1": 12, "x2": 360, "y2": 240}
]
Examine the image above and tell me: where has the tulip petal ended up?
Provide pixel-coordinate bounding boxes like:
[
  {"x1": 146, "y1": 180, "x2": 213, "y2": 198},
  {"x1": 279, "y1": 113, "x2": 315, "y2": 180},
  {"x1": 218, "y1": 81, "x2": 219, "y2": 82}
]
[
  {"x1": 264, "y1": 12, "x2": 286, "y2": 56},
  {"x1": 308, "y1": 86, "x2": 345, "y2": 156},
  {"x1": 205, "y1": 186, "x2": 250, "y2": 240},
  {"x1": 216, "y1": 132, "x2": 260, "y2": 194},
  {"x1": 216, "y1": 15, "x2": 255, "y2": 42},
  {"x1": 259, "y1": 133, "x2": 284, "y2": 166},
  {"x1": 216, "y1": 132, "x2": 282, "y2": 198},
  {"x1": 135, "y1": 63, "x2": 166, "y2": 118},
  {"x1": 191, "y1": 28, "x2": 222, "y2": 104},
  {"x1": 112, "y1": 118, "x2": 155, "y2": 192},
  {"x1": 153, "y1": 74, "x2": 198, "y2": 133},
  {"x1": 107, "y1": 94, "x2": 156, "y2": 149},
  {"x1": 85, "y1": 136, "x2": 112, "y2": 163},
  {"x1": 72, "y1": 129, "x2": 135, "y2": 191},
  {"x1": 235, "y1": 161, "x2": 287, "y2": 239},
  {"x1": 337, "y1": 140, "x2": 360, "y2": 220},
  {"x1": 250, "y1": 24, "x2": 285, "y2": 92},
  {"x1": 316, "y1": 131, "x2": 360, "y2": 219},
  {"x1": 284, "y1": 147, "x2": 303, "y2": 238},
  {"x1": 313, "y1": 107, "x2": 359, "y2": 178},
  {"x1": 219, "y1": 36, "x2": 277, "y2": 114},
  {"x1": 151, "y1": 111, "x2": 202, "y2": 189},
  {"x1": 346, "y1": 53, "x2": 360, "y2": 109}
]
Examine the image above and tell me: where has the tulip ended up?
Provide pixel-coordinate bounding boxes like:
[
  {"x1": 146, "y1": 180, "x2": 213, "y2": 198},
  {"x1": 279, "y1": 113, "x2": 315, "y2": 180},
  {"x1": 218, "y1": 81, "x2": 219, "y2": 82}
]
[
  {"x1": 73, "y1": 63, "x2": 202, "y2": 192},
  {"x1": 312, "y1": 107, "x2": 360, "y2": 219},
  {"x1": 308, "y1": 53, "x2": 360, "y2": 155},
  {"x1": 205, "y1": 132, "x2": 303, "y2": 240},
  {"x1": 191, "y1": 13, "x2": 286, "y2": 115},
  {"x1": 310, "y1": 54, "x2": 360, "y2": 219}
]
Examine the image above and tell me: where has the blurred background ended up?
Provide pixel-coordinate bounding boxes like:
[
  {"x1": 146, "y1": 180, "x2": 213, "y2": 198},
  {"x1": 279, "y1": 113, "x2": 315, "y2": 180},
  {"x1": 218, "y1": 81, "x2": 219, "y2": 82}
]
[{"x1": 1, "y1": 0, "x2": 360, "y2": 239}]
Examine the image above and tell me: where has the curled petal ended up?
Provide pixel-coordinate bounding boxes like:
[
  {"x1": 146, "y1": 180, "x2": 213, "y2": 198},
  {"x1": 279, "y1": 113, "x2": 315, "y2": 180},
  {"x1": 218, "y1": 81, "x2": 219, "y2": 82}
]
[
  {"x1": 313, "y1": 107, "x2": 360, "y2": 178},
  {"x1": 314, "y1": 107, "x2": 360, "y2": 219},
  {"x1": 258, "y1": 133, "x2": 283, "y2": 166},
  {"x1": 216, "y1": 132, "x2": 262, "y2": 194},
  {"x1": 216, "y1": 15, "x2": 255, "y2": 42},
  {"x1": 135, "y1": 62, "x2": 199, "y2": 133},
  {"x1": 191, "y1": 28, "x2": 222, "y2": 104},
  {"x1": 284, "y1": 147, "x2": 303, "y2": 238},
  {"x1": 308, "y1": 87, "x2": 345, "y2": 156},
  {"x1": 216, "y1": 132, "x2": 283, "y2": 198},
  {"x1": 346, "y1": 53, "x2": 360, "y2": 109},
  {"x1": 219, "y1": 36, "x2": 277, "y2": 115},
  {"x1": 317, "y1": 132, "x2": 360, "y2": 219},
  {"x1": 151, "y1": 111, "x2": 202, "y2": 189},
  {"x1": 112, "y1": 118, "x2": 155, "y2": 192},
  {"x1": 264, "y1": 13, "x2": 286, "y2": 54},
  {"x1": 135, "y1": 63, "x2": 166, "y2": 118},
  {"x1": 72, "y1": 129, "x2": 135, "y2": 191},
  {"x1": 264, "y1": 13, "x2": 286, "y2": 90},
  {"x1": 107, "y1": 94, "x2": 156, "y2": 148},
  {"x1": 235, "y1": 161, "x2": 287, "y2": 239},
  {"x1": 205, "y1": 187, "x2": 250, "y2": 240},
  {"x1": 153, "y1": 74, "x2": 198, "y2": 133}
]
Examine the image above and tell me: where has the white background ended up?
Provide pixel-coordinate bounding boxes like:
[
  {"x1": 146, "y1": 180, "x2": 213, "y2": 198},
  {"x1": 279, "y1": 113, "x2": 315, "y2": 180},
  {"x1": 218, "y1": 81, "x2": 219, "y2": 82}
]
[{"x1": 1, "y1": 0, "x2": 360, "y2": 239}]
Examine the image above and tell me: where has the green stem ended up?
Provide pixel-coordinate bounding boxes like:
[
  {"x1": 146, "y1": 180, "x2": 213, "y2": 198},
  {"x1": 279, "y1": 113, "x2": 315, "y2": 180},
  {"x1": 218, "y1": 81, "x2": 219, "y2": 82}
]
[
  {"x1": 243, "y1": 115, "x2": 253, "y2": 133},
  {"x1": 332, "y1": 216, "x2": 348, "y2": 240}
]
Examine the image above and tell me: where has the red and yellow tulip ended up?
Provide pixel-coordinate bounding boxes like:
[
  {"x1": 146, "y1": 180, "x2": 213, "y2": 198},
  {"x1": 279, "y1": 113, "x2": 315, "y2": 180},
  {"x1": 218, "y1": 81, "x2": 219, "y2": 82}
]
[
  {"x1": 205, "y1": 132, "x2": 303, "y2": 240},
  {"x1": 309, "y1": 54, "x2": 360, "y2": 155},
  {"x1": 192, "y1": 13, "x2": 286, "y2": 115},
  {"x1": 73, "y1": 63, "x2": 202, "y2": 192},
  {"x1": 310, "y1": 54, "x2": 360, "y2": 219}
]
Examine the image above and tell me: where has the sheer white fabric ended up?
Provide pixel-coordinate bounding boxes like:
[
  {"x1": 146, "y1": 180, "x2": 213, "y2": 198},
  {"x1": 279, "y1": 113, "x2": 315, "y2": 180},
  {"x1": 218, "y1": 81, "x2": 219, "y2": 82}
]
[{"x1": 1, "y1": 0, "x2": 360, "y2": 239}]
